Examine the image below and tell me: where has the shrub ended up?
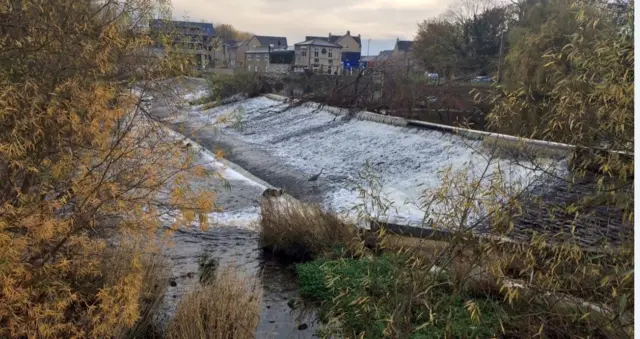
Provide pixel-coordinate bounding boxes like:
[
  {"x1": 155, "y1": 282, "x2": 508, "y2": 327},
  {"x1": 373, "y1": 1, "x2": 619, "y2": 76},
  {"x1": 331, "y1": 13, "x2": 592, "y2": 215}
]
[
  {"x1": 109, "y1": 239, "x2": 170, "y2": 339},
  {"x1": 207, "y1": 72, "x2": 273, "y2": 102},
  {"x1": 0, "y1": 1, "x2": 214, "y2": 335},
  {"x1": 259, "y1": 197, "x2": 359, "y2": 260},
  {"x1": 297, "y1": 254, "x2": 504, "y2": 339},
  {"x1": 165, "y1": 266, "x2": 262, "y2": 339}
]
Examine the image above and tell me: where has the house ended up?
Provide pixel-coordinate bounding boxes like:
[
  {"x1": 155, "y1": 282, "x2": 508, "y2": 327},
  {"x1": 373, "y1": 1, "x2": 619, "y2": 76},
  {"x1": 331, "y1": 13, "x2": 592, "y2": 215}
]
[
  {"x1": 245, "y1": 47, "x2": 270, "y2": 72},
  {"x1": 305, "y1": 31, "x2": 362, "y2": 70},
  {"x1": 227, "y1": 40, "x2": 243, "y2": 68},
  {"x1": 148, "y1": 19, "x2": 216, "y2": 69},
  {"x1": 393, "y1": 38, "x2": 414, "y2": 55},
  {"x1": 235, "y1": 35, "x2": 288, "y2": 69},
  {"x1": 365, "y1": 50, "x2": 393, "y2": 69},
  {"x1": 293, "y1": 39, "x2": 343, "y2": 74},
  {"x1": 212, "y1": 39, "x2": 239, "y2": 68},
  {"x1": 245, "y1": 46, "x2": 294, "y2": 73},
  {"x1": 268, "y1": 49, "x2": 295, "y2": 74},
  {"x1": 390, "y1": 38, "x2": 420, "y2": 73}
]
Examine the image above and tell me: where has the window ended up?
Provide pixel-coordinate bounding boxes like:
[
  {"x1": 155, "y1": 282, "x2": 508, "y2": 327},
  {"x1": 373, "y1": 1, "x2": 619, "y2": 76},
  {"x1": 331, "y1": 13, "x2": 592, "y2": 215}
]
[
  {"x1": 314, "y1": 48, "x2": 319, "y2": 57},
  {"x1": 256, "y1": 54, "x2": 261, "y2": 61},
  {"x1": 248, "y1": 54, "x2": 252, "y2": 60},
  {"x1": 247, "y1": 65, "x2": 251, "y2": 71},
  {"x1": 301, "y1": 49, "x2": 306, "y2": 57},
  {"x1": 328, "y1": 49, "x2": 333, "y2": 58}
]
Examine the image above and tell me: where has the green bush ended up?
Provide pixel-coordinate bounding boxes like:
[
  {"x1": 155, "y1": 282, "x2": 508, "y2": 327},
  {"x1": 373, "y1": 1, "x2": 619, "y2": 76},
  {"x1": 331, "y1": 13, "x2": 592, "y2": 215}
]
[
  {"x1": 297, "y1": 254, "x2": 503, "y2": 338},
  {"x1": 207, "y1": 72, "x2": 272, "y2": 102}
]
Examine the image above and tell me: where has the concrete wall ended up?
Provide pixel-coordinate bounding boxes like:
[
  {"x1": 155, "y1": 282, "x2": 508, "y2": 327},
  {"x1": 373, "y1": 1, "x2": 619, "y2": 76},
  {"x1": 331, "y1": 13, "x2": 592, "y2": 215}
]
[{"x1": 266, "y1": 64, "x2": 292, "y2": 75}]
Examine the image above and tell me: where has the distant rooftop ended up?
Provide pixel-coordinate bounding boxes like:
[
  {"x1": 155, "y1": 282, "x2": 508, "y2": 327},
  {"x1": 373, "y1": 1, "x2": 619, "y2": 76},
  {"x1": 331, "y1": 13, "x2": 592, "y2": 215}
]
[
  {"x1": 254, "y1": 35, "x2": 288, "y2": 47},
  {"x1": 377, "y1": 50, "x2": 394, "y2": 59},
  {"x1": 295, "y1": 39, "x2": 343, "y2": 48},
  {"x1": 306, "y1": 32, "x2": 362, "y2": 46},
  {"x1": 149, "y1": 19, "x2": 215, "y2": 36},
  {"x1": 396, "y1": 40, "x2": 414, "y2": 52}
]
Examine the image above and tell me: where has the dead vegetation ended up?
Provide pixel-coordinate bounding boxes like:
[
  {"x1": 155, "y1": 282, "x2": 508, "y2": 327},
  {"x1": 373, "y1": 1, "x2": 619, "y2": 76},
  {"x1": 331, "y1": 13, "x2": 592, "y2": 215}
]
[
  {"x1": 259, "y1": 195, "x2": 360, "y2": 260},
  {"x1": 165, "y1": 266, "x2": 262, "y2": 339}
]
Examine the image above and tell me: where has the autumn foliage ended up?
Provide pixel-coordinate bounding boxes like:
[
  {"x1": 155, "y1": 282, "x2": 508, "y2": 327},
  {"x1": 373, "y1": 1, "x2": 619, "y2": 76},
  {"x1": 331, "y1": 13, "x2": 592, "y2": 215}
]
[{"x1": 0, "y1": 0, "x2": 215, "y2": 337}]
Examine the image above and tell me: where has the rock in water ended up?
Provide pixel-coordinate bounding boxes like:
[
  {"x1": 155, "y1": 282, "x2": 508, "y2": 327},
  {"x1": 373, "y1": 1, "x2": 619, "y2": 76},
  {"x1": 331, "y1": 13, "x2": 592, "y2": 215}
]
[{"x1": 261, "y1": 188, "x2": 284, "y2": 198}]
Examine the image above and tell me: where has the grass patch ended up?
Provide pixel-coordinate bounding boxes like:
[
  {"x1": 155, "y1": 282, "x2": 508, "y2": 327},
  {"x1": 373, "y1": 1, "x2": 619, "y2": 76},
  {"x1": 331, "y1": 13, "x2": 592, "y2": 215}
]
[
  {"x1": 297, "y1": 253, "x2": 504, "y2": 339},
  {"x1": 259, "y1": 197, "x2": 360, "y2": 261},
  {"x1": 165, "y1": 266, "x2": 261, "y2": 339}
]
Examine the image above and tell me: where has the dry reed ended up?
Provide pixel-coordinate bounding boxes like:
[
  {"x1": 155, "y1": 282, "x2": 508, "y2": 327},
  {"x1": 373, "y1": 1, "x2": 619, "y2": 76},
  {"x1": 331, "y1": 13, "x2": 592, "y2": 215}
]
[
  {"x1": 165, "y1": 266, "x2": 262, "y2": 339},
  {"x1": 259, "y1": 196, "x2": 359, "y2": 260}
]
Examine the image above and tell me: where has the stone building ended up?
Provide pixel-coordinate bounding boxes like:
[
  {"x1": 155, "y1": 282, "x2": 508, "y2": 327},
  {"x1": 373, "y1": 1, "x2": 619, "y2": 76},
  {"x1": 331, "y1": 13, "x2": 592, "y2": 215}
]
[
  {"x1": 235, "y1": 35, "x2": 288, "y2": 69},
  {"x1": 293, "y1": 39, "x2": 342, "y2": 74},
  {"x1": 305, "y1": 31, "x2": 362, "y2": 70},
  {"x1": 148, "y1": 19, "x2": 216, "y2": 69}
]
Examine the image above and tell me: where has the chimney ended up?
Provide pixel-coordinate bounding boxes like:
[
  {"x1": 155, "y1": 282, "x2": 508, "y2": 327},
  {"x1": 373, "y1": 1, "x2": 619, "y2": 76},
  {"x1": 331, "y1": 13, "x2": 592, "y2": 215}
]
[{"x1": 347, "y1": 30, "x2": 351, "y2": 35}]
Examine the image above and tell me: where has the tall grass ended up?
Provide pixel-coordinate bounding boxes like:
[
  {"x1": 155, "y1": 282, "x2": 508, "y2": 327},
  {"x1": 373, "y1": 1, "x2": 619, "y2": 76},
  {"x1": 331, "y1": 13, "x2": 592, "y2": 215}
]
[
  {"x1": 165, "y1": 266, "x2": 262, "y2": 339},
  {"x1": 259, "y1": 196, "x2": 359, "y2": 260}
]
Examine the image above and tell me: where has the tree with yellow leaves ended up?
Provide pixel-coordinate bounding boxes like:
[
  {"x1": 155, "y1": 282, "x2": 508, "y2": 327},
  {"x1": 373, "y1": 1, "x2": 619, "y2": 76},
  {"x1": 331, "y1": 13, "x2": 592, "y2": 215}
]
[{"x1": 0, "y1": 0, "x2": 216, "y2": 337}]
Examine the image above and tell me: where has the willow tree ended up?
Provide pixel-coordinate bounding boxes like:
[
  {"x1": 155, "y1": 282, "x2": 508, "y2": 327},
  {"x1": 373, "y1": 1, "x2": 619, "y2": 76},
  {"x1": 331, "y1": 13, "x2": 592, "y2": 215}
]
[{"x1": 0, "y1": 0, "x2": 215, "y2": 337}]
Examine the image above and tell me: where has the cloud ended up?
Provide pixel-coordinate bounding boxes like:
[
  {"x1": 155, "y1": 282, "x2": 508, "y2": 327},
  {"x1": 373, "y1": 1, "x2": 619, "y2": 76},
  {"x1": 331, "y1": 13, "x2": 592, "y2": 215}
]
[{"x1": 170, "y1": 0, "x2": 451, "y2": 54}]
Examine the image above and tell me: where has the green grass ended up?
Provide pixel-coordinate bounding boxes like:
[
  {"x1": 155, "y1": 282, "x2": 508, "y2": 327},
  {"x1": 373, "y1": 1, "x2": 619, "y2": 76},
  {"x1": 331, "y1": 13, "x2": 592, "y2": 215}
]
[{"x1": 297, "y1": 254, "x2": 504, "y2": 338}]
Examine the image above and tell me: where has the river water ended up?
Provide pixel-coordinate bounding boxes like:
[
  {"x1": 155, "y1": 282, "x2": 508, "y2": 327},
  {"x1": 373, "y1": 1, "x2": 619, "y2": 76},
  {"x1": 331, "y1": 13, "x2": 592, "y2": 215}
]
[{"x1": 147, "y1": 77, "x2": 565, "y2": 338}]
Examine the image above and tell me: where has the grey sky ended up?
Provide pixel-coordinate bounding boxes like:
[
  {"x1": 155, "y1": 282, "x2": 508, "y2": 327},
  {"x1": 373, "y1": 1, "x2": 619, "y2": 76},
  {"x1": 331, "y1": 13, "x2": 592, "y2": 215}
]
[{"x1": 171, "y1": 0, "x2": 451, "y2": 55}]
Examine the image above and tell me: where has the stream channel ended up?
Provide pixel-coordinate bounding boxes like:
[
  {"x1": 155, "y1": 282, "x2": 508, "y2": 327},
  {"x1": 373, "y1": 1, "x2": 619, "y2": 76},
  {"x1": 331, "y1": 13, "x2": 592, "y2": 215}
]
[{"x1": 150, "y1": 81, "x2": 329, "y2": 339}]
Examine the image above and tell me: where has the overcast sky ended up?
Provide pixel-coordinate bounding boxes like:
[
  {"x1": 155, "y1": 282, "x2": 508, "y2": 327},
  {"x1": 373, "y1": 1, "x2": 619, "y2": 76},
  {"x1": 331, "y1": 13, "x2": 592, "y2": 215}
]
[{"x1": 170, "y1": 0, "x2": 451, "y2": 55}]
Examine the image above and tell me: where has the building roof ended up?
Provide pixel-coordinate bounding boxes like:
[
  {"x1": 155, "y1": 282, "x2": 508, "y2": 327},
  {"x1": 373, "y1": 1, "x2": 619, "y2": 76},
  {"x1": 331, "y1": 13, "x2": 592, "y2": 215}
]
[
  {"x1": 396, "y1": 40, "x2": 414, "y2": 52},
  {"x1": 149, "y1": 19, "x2": 216, "y2": 36},
  {"x1": 305, "y1": 36, "x2": 328, "y2": 41},
  {"x1": 329, "y1": 33, "x2": 361, "y2": 46},
  {"x1": 269, "y1": 49, "x2": 295, "y2": 55},
  {"x1": 254, "y1": 35, "x2": 288, "y2": 47},
  {"x1": 377, "y1": 50, "x2": 394, "y2": 59},
  {"x1": 307, "y1": 32, "x2": 362, "y2": 46},
  {"x1": 294, "y1": 39, "x2": 343, "y2": 48}
]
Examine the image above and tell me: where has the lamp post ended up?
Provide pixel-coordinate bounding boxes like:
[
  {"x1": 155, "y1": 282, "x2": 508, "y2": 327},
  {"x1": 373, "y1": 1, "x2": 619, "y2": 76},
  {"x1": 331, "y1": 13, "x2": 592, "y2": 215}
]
[{"x1": 367, "y1": 38, "x2": 371, "y2": 56}]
